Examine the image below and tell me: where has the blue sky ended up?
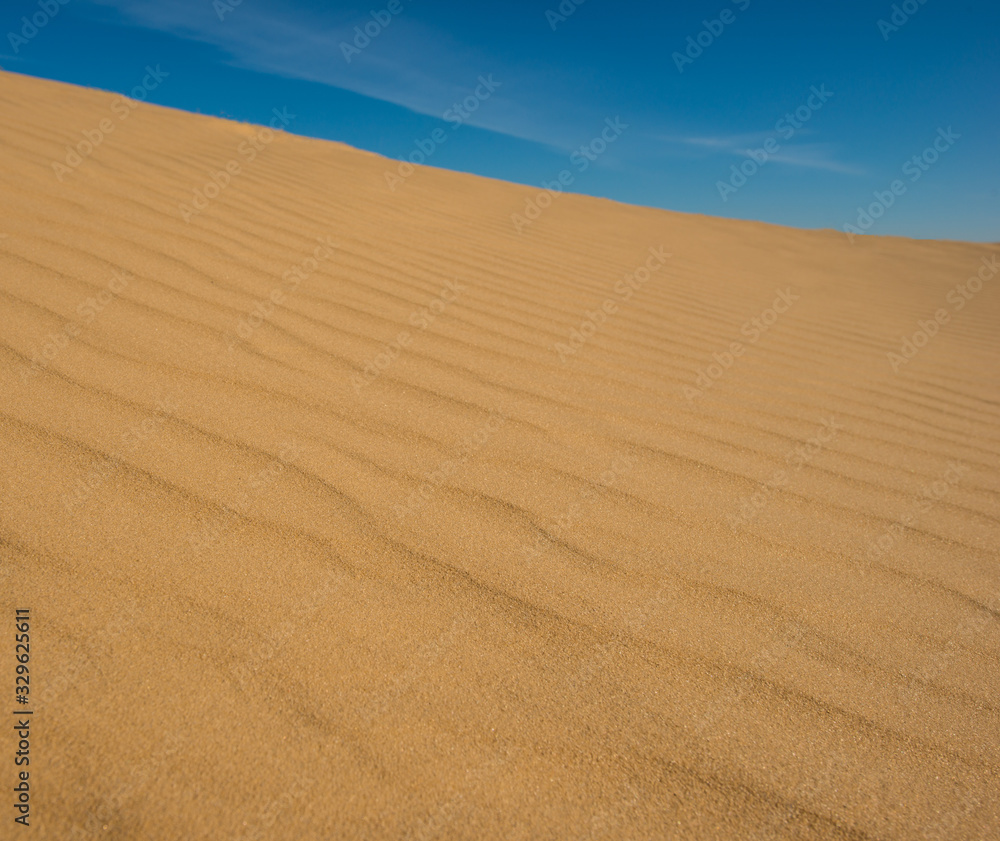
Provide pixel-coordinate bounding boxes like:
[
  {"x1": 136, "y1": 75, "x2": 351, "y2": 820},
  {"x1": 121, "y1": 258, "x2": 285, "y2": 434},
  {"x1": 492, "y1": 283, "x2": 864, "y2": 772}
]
[{"x1": 3, "y1": 0, "x2": 998, "y2": 241}]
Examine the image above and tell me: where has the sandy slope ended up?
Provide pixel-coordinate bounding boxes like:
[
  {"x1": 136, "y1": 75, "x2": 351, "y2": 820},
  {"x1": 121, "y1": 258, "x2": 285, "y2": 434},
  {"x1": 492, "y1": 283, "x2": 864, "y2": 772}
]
[{"x1": 1, "y1": 70, "x2": 998, "y2": 840}]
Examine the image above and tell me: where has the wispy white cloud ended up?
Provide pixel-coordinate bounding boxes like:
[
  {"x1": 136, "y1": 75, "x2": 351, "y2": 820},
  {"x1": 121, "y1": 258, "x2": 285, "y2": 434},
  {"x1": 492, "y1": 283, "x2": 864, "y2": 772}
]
[
  {"x1": 74, "y1": 1, "x2": 864, "y2": 178},
  {"x1": 77, "y1": 0, "x2": 561, "y2": 148},
  {"x1": 663, "y1": 132, "x2": 774, "y2": 150},
  {"x1": 765, "y1": 148, "x2": 865, "y2": 174},
  {"x1": 659, "y1": 132, "x2": 863, "y2": 174}
]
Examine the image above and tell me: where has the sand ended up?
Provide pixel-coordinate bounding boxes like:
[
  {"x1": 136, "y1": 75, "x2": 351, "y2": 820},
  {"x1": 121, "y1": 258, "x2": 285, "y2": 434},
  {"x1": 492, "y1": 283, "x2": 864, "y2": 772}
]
[{"x1": 0, "y1": 70, "x2": 998, "y2": 840}]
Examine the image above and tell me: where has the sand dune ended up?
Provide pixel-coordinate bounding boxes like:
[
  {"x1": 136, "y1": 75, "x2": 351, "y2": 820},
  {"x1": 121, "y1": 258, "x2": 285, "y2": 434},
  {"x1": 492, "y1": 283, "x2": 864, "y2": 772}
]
[{"x1": 1, "y1": 70, "x2": 998, "y2": 840}]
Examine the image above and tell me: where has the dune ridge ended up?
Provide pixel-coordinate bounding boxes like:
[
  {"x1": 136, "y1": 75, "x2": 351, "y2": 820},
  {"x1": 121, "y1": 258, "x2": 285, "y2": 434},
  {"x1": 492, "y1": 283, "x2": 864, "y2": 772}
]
[{"x1": 1, "y1": 70, "x2": 999, "y2": 840}]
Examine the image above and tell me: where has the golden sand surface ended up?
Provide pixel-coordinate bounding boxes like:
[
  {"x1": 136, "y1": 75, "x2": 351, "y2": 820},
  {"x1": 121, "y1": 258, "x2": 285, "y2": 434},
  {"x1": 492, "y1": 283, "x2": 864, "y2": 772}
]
[{"x1": 1, "y1": 70, "x2": 998, "y2": 839}]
